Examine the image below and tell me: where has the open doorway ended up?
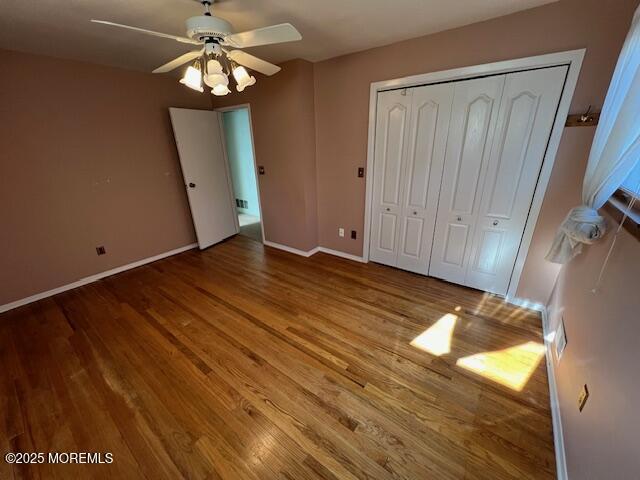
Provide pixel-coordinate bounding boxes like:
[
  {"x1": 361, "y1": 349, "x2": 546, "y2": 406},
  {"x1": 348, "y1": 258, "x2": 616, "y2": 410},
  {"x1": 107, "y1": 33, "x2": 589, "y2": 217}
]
[{"x1": 219, "y1": 106, "x2": 264, "y2": 243}]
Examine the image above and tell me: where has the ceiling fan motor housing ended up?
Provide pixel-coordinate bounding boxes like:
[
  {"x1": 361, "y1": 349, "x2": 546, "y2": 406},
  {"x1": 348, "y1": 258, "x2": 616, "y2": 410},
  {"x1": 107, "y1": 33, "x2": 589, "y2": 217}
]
[{"x1": 186, "y1": 15, "x2": 233, "y2": 41}]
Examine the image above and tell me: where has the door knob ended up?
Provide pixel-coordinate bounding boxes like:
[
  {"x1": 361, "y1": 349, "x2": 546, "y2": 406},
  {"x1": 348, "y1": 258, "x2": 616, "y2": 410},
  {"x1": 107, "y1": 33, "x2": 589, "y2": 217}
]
[
  {"x1": 386, "y1": 207, "x2": 391, "y2": 211},
  {"x1": 413, "y1": 211, "x2": 418, "y2": 215},
  {"x1": 493, "y1": 220, "x2": 499, "y2": 226},
  {"x1": 188, "y1": 182, "x2": 196, "y2": 188}
]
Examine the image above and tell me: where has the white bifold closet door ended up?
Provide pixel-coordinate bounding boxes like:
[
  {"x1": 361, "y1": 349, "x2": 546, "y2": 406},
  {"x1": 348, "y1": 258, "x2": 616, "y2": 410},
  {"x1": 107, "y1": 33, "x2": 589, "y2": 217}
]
[
  {"x1": 429, "y1": 65, "x2": 568, "y2": 294},
  {"x1": 369, "y1": 84, "x2": 454, "y2": 274}
]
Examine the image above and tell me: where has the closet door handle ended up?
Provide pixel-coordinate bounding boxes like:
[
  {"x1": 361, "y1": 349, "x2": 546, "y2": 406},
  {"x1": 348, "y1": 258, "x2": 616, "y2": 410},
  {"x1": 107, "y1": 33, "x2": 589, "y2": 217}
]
[
  {"x1": 457, "y1": 216, "x2": 462, "y2": 221},
  {"x1": 493, "y1": 220, "x2": 499, "y2": 226},
  {"x1": 413, "y1": 211, "x2": 418, "y2": 215},
  {"x1": 386, "y1": 207, "x2": 391, "y2": 212}
]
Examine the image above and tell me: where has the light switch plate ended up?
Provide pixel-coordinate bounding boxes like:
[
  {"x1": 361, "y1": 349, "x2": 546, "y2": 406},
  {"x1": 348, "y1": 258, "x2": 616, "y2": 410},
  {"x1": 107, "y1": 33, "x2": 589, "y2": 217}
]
[{"x1": 338, "y1": 228, "x2": 345, "y2": 237}]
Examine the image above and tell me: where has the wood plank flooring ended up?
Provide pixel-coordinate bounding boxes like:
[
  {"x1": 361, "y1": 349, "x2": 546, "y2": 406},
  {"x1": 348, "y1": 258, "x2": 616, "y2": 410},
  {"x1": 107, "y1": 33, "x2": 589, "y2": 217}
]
[{"x1": 0, "y1": 235, "x2": 556, "y2": 479}]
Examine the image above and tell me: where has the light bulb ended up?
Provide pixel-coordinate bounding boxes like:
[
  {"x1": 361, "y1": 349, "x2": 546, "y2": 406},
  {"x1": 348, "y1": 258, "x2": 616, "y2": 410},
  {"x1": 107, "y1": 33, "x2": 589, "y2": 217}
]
[
  {"x1": 232, "y1": 65, "x2": 256, "y2": 92},
  {"x1": 179, "y1": 65, "x2": 203, "y2": 92}
]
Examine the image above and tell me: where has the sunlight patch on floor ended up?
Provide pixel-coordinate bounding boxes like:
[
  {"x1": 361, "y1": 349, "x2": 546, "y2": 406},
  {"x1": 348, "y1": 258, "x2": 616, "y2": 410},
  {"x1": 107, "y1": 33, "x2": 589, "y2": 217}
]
[
  {"x1": 455, "y1": 341, "x2": 545, "y2": 391},
  {"x1": 410, "y1": 313, "x2": 458, "y2": 356}
]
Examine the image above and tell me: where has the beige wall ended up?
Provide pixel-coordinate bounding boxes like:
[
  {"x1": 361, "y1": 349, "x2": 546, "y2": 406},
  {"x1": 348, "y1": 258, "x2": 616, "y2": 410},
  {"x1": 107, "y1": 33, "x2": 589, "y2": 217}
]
[
  {"x1": 212, "y1": 59, "x2": 319, "y2": 252},
  {"x1": 313, "y1": 0, "x2": 639, "y2": 303},
  {"x1": 0, "y1": 49, "x2": 209, "y2": 305},
  {"x1": 547, "y1": 212, "x2": 640, "y2": 478},
  {"x1": 2, "y1": 1, "x2": 637, "y2": 310}
]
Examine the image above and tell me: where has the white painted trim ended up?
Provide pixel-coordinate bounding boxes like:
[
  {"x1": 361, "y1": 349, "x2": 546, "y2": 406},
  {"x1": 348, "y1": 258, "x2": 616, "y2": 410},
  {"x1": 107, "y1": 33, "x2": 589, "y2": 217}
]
[
  {"x1": 215, "y1": 110, "x2": 242, "y2": 237},
  {"x1": 0, "y1": 243, "x2": 198, "y2": 314},
  {"x1": 503, "y1": 298, "x2": 567, "y2": 479},
  {"x1": 216, "y1": 103, "x2": 266, "y2": 244},
  {"x1": 263, "y1": 240, "x2": 320, "y2": 257},
  {"x1": 362, "y1": 49, "x2": 586, "y2": 299},
  {"x1": 317, "y1": 247, "x2": 366, "y2": 263},
  {"x1": 505, "y1": 295, "x2": 546, "y2": 313},
  {"x1": 263, "y1": 241, "x2": 365, "y2": 263},
  {"x1": 541, "y1": 306, "x2": 568, "y2": 480}
]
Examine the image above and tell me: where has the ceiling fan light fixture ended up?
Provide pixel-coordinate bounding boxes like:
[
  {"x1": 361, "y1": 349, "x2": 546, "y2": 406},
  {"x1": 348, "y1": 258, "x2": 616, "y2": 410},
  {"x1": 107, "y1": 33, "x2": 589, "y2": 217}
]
[
  {"x1": 204, "y1": 58, "x2": 231, "y2": 90},
  {"x1": 179, "y1": 63, "x2": 203, "y2": 92},
  {"x1": 212, "y1": 83, "x2": 231, "y2": 96},
  {"x1": 206, "y1": 58, "x2": 223, "y2": 73},
  {"x1": 204, "y1": 72, "x2": 228, "y2": 88},
  {"x1": 232, "y1": 65, "x2": 256, "y2": 92}
]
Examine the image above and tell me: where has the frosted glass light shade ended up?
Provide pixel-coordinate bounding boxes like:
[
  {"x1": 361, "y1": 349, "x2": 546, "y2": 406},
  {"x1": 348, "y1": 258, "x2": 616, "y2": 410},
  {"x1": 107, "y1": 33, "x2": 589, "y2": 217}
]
[
  {"x1": 232, "y1": 66, "x2": 256, "y2": 92},
  {"x1": 179, "y1": 65, "x2": 203, "y2": 92},
  {"x1": 212, "y1": 83, "x2": 231, "y2": 96},
  {"x1": 207, "y1": 59, "x2": 223, "y2": 74},
  {"x1": 204, "y1": 72, "x2": 228, "y2": 88}
]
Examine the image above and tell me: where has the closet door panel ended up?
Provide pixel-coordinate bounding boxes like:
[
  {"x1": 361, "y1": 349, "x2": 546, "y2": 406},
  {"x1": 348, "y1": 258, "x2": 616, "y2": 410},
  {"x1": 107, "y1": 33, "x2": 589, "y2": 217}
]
[
  {"x1": 450, "y1": 95, "x2": 497, "y2": 214},
  {"x1": 378, "y1": 213, "x2": 398, "y2": 252},
  {"x1": 369, "y1": 90, "x2": 412, "y2": 266},
  {"x1": 443, "y1": 223, "x2": 469, "y2": 266},
  {"x1": 429, "y1": 75, "x2": 505, "y2": 284},
  {"x1": 406, "y1": 100, "x2": 439, "y2": 208},
  {"x1": 397, "y1": 83, "x2": 454, "y2": 274},
  {"x1": 466, "y1": 65, "x2": 568, "y2": 294},
  {"x1": 400, "y1": 217, "x2": 424, "y2": 257}
]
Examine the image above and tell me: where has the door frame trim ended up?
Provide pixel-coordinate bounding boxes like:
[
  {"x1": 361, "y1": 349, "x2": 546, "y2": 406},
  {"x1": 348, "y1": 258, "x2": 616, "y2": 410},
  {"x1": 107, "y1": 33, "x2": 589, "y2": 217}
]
[
  {"x1": 215, "y1": 103, "x2": 266, "y2": 244},
  {"x1": 362, "y1": 49, "x2": 585, "y2": 299}
]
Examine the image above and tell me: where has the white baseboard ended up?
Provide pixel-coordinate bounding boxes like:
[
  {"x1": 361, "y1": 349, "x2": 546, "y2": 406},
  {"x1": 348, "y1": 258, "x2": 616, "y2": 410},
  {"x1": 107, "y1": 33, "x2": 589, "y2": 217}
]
[
  {"x1": 505, "y1": 295, "x2": 546, "y2": 312},
  {"x1": 263, "y1": 240, "x2": 320, "y2": 257},
  {"x1": 317, "y1": 247, "x2": 366, "y2": 263},
  {"x1": 263, "y1": 241, "x2": 366, "y2": 264},
  {"x1": 504, "y1": 297, "x2": 567, "y2": 479},
  {"x1": 540, "y1": 306, "x2": 568, "y2": 480},
  {"x1": 0, "y1": 243, "x2": 198, "y2": 314}
]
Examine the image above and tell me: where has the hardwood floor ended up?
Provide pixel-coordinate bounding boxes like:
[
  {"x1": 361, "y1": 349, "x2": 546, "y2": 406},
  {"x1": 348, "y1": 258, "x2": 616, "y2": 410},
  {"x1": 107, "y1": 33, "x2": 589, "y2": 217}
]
[{"x1": 0, "y1": 235, "x2": 555, "y2": 479}]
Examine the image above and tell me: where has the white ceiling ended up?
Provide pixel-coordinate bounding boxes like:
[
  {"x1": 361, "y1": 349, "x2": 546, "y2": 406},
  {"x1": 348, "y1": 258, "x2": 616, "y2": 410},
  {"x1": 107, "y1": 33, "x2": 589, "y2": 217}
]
[{"x1": 0, "y1": 0, "x2": 558, "y2": 72}]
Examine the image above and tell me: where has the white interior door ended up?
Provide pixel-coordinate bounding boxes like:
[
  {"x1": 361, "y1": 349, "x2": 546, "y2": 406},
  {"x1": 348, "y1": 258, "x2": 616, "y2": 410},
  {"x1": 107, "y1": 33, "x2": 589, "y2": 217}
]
[
  {"x1": 396, "y1": 83, "x2": 454, "y2": 274},
  {"x1": 465, "y1": 66, "x2": 568, "y2": 294},
  {"x1": 429, "y1": 75, "x2": 506, "y2": 285},
  {"x1": 369, "y1": 89, "x2": 413, "y2": 266},
  {"x1": 169, "y1": 107, "x2": 239, "y2": 249}
]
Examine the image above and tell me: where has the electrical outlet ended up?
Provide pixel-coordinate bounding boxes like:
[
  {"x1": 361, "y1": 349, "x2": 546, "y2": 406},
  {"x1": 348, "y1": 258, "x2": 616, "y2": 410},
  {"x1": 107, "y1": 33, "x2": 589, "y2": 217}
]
[
  {"x1": 578, "y1": 384, "x2": 589, "y2": 412},
  {"x1": 351, "y1": 230, "x2": 357, "y2": 239},
  {"x1": 338, "y1": 228, "x2": 345, "y2": 237},
  {"x1": 96, "y1": 246, "x2": 106, "y2": 256}
]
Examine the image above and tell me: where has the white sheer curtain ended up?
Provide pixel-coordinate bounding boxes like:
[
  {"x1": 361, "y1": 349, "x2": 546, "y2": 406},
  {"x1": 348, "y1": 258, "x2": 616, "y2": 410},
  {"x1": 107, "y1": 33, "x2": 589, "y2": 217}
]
[{"x1": 546, "y1": 5, "x2": 640, "y2": 264}]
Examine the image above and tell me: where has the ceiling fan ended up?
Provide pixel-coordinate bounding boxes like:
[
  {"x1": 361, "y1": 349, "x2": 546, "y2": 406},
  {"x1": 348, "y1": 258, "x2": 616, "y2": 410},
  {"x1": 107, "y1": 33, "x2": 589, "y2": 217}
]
[{"x1": 91, "y1": 0, "x2": 302, "y2": 95}]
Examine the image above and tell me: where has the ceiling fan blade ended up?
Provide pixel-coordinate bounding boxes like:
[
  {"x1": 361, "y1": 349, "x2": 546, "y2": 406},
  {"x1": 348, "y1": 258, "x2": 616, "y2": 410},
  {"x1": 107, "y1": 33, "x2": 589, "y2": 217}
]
[
  {"x1": 91, "y1": 20, "x2": 201, "y2": 45},
  {"x1": 222, "y1": 23, "x2": 301, "y2": 48},
  {"x1": 226, "y1": 50, "x2": 281, "y2": 76},
  {"x1": 153, "y1": 50, "x2": 203, "y2": 73}
]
